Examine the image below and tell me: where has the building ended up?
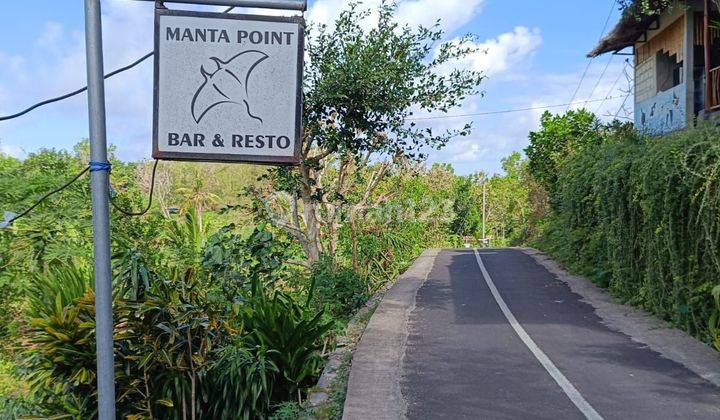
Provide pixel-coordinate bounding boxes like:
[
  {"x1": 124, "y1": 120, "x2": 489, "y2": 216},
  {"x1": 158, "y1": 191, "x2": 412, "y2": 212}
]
[{"x1": 589, "y1": 0, "x2": 719, "y2": 135}]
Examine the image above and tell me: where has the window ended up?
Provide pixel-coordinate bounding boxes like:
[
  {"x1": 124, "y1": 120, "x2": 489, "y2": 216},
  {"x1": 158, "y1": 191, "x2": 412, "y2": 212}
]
[{"x1": 656, "y1": 51, "x2": 683, "y2": 93}]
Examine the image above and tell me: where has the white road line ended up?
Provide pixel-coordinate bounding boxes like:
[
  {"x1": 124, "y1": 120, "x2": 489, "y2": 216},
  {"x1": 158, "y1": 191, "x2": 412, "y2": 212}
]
[{"x1": 473, "y1": 249, "x2": 603, "y2": 420}]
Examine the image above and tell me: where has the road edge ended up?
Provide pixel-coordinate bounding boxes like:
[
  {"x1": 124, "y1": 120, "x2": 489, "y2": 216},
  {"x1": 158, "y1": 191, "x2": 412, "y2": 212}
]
[
  {"x1": 342, "y1": 249, "x2": 440, "y2": 420},
  {"x1": 520, "y1": 247, "x2": 720, "y2": 388}
]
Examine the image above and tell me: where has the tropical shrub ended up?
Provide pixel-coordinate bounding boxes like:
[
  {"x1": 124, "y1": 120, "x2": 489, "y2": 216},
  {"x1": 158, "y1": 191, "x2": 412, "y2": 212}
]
[
  {"x1": 15, "y1": 217, "x2": 331, "y2": 419},
  {"x1": 241, "y1": 288, "x2": 333, "y2": 403},
  {"x1": 205, "y1": 341, "x2": 279, "y2": 420},
  {"x1": 307, "y1": 257, "x2": 369, "y2": 319},
  {"x1": 535, "y1": 123, "x2": 720, "y2": 345}
]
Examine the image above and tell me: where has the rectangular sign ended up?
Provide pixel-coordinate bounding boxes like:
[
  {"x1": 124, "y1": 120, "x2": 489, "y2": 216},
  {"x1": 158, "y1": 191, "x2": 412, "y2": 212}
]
[{"x1": 153, "y1": 9, "x2": 304, "y2": 164}]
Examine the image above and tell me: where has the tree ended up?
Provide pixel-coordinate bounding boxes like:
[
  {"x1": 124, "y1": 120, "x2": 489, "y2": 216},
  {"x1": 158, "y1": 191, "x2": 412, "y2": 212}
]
[
  {"x1": 451, "y1": 177, "x2": 480, "y2": 237},
  {"x1": 525, "y1": 110, "x2": 601, "y2": 197},
  {"x1": 254, "y1": 1, "x2": 484, "y2": 262},
  {"x1": 617, "y1": 0, "x2": 675, "y2": 17}
]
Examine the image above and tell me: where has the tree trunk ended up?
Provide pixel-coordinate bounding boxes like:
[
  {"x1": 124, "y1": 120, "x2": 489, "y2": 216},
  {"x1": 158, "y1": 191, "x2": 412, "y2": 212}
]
[
  {"x1": 350, "y1": 209, "x2": 359, "y2": 272},
  {"x1": 301, "y1": 195, "x2": 322, "y2": 262}
]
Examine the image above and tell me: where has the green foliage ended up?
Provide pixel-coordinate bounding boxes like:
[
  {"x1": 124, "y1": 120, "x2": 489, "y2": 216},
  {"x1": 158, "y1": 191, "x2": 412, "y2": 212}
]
[
  {"x1": 525, "y1": 110, "x2": 602, "y2": 197},
  {"x1": 308, "y1": 257, "x2": 369, "y2": 319},
  {"x1": 481, "y1": 152, "x2": 548, "y2": 246},
  {"x1": 0, "y1": 145, "x2": 139, "y2": 343},
  {"x1": 13, "y1": 215, "x2": 333, "y2": 419},
  {"x1": 206, "y1": 342, "x2": 279, "y2": 420},
  {"x1": 539, "y1": 123, "x2": 720, "y2": 346},
  {"x1": 710, "y1": 286, "x2": 720, "y2": 351},
  {"x1": 451, "y1": 177, "x2": 481, "y2": 237},
  {"x1": 23, "y1": 268, "x2": 97, "y2": 414},
  {"x1": 304, "y1": 0, "x2": 483, "y2": 161},
  {"x1": 618, "y1": 0, "x2": 676, "y2": 18},
  {"x1": 337, "y1": 163, "x2": 459, "y2": 289},
  {"x1": 0, "y1": 355, "x2": 35, "y2": 417},
  {"x1": 203, "y1": 223, "x2": 296, "y2": 299},
  {"x1": 241, "y1": 288, "x2": 333, "y2": 403},
  {"x1": 269, "y1": 401, "x2": 312, "y2": 420}
]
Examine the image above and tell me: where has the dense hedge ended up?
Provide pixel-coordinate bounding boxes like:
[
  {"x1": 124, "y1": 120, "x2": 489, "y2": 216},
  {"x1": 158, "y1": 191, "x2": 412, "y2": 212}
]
[{"x1": 538, "y1": 125, "x2": 720, "y2": 347}]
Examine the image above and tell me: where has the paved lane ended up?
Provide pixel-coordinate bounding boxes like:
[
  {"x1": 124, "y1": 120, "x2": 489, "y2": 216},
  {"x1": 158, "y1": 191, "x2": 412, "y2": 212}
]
[{"x1": 400, "y1": 249, "x2": 720, "y2": 420}]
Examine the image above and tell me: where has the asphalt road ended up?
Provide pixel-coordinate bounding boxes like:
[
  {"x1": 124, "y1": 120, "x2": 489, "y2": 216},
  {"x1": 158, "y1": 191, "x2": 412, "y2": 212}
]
[{"x1": 400, "y1": 249, "x2": 720, "y2": 420}]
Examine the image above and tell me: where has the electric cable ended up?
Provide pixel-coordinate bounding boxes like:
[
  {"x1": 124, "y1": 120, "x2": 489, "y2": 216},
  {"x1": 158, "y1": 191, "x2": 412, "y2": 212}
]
[
  {"x1": 594, "y1": 59, "x2": 630, "y2": 114},
  {"x1": 583, "y1": 54, "x2": 614, "y2": 107},
  {"x1": 566, "y1": 0, "x2": 617, "y2": 110},
  {"x1": 3, "y1": 166, "x2": 89, "y2": 226},
  {"x1": 406, "y1": 95, "x2": 626, "y2": 121},
  {"x1": 0, "y1": 6, "x2": 235, "y2": 122},
  {"x1": 0, "y1": 52, "x2": 153, "y2": 122},
  {"x1": 109, "y1": 159, "x2": 159, "y2": 217}
]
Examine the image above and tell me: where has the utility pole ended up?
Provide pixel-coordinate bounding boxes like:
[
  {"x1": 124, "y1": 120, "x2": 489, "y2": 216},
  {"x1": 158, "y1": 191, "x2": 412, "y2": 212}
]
[
  {"x1": 482, "y1": 180, "x2": 487, "y2": 246},
  {"x1": 84, "y1": 0, "x2": 116, "y2": 418}
]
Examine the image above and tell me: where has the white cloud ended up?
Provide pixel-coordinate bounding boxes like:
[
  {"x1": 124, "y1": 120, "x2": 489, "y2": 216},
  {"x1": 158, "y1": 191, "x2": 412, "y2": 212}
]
[
  {"x1": 445, "y1": 139, "x2": 483, "y2": 163},
  {"x1": 309, "y1": 0, "x2": 484, "y2": 34},
  {"x1": 424, "y1": 55, "x2": 634, "y2": 174},
  {"x1": 450, "y1": 26, "x2": 542, "y2": 77},
  {"x1": 35, "y1": 22, "x2": 64, "y2": 48},
  {"x1": 0, "y1": 142, "x2": 24, "y2": 158},
  {"x1": 396, "y1": 0, "x2": 485, "y2": 33},
  {"x1": 4, "y1": 0, "x2": 608, "y2": 176},
  {"x1": 0, "y1": 1, "x2": 158, "y2": 160}
]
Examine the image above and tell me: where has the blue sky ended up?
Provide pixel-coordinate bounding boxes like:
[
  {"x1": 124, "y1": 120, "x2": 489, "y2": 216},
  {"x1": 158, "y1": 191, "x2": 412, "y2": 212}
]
[{"x1": 0, "y1": 0, "x2": 631, "y2": 175}]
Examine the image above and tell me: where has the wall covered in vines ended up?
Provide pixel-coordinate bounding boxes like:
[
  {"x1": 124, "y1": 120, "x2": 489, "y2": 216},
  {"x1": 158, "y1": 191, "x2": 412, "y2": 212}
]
[{"x1": 538, "y1": 124, "x2": 720, "y2": 348}]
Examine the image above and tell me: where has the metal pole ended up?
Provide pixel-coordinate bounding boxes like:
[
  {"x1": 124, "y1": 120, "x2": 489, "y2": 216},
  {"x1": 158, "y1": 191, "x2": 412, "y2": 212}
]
[
  {"x1": 84, "y1": 1, "x2": 116, "y2": 418},
  {"x1": 132, "y1": 0, "x2": 307, "y2": 11},
  {"x1": 703, "y1": 0, "x2": 716, "y2": 112},
  {"x1": 705, "y1": 0, "x2": 712, "y2": 112},
  {"x1": 482, "y1": 180, "x2": 486, "y2": 246}
]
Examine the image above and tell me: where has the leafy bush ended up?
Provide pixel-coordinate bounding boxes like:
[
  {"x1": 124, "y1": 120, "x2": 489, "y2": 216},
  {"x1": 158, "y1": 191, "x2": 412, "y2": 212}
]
[
  {"x1": 525, "y1": 110, "x2": 603, "y2": 197},
  {"x1": 17, "y1": 219, "x2": 332, "y2": 419},
  {"x1": 23, "y1": 268, "x2": 100, "y2": 416},
  {"x1": 241, "y1": 288, "x2": 333, "y2": 402},
  {"x1": 535, "y1": 123, "x2": 720, "y2": 345},
  {"x1": 308, "y1": 257, "x2": 369, "y2": 319},
  {"x1": 206, "y1": 342, "x2": 279, "y2": 420}
]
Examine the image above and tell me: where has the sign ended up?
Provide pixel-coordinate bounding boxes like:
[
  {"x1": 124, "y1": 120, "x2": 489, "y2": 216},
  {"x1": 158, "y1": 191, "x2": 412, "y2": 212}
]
[{"x1": 153, "y1": 9, "x2": 304, "y2": 164}]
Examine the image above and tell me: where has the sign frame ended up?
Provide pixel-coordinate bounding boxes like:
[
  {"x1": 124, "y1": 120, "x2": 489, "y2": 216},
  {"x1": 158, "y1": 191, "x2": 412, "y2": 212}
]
[{"x1": 152, "y1": 8, "x2": 304, "y2": 165}]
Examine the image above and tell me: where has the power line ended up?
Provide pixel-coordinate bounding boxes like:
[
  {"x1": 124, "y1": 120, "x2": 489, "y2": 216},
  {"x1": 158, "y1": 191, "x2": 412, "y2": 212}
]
[
  {"x1": 566, "y1": 0, "x2": 617, "y2": 110},
  {"x1": 0, "y1": 6, "x2": 235, "y2": 122},
  {"x1": 594, "y1": 59, "x2": 631, "y2": 114},
  {"x1": 0, "y1": 52, "x2": 153, "y2": 122},
  {"x1": 110, "y1": 159, "x2": 159, "y2": 217},
  {"x1": 583, "y1": 54, "x2": 614, "y2": 107},
  {"x1": 406, "y1": 95, "x2": 626, "y2": 121},
  {"x1": 3, "y1": 159, "x2": 161, "y2": 227},
  {"x1": 4, "y1": 166, "x2": 89, "y2": 226},
  {"x1": 613, "y1": 92, "x2": 633, "y2": 119}
]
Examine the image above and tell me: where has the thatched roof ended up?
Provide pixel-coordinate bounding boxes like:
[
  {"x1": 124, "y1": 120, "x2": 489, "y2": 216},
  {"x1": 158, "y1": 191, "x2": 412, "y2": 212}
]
[{"x1": 588, "y1": 1, "x2": 670, "y2": 57}]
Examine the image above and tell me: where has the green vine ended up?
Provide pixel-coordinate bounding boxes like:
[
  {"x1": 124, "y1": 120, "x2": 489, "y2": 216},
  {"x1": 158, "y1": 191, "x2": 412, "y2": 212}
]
[{"x1": 538, "y1": 124, "x2": 720, "y2": 346}]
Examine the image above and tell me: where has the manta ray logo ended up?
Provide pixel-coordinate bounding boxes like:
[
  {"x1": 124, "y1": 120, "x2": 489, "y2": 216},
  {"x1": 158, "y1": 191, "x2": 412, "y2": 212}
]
[{"x1": 190, "y1": 50, "x2": 269, "y2": 124}]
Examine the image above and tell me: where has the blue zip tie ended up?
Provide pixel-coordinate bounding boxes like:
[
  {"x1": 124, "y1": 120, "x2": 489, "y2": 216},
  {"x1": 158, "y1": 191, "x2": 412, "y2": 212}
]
[{"x1": 89, "y1": 161, "x2": 112, "y2": 172}]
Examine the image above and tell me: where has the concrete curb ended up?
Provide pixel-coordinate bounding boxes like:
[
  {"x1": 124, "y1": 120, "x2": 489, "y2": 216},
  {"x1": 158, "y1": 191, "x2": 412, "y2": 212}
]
[
  {"x1": 342, "y1": 249, "x2": 439, "y2": 420},
  {"x1": 520, "y1": 247, "x2": 720, "y2": 388},
  {"x1": 307, "y1": 289, "x2": 384, "y2": 409}
]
